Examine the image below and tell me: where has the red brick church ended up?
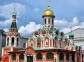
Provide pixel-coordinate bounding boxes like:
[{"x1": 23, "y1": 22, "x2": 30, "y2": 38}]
[{"x1": 1, "y1": 4, "x2": 83, "y2": 62}]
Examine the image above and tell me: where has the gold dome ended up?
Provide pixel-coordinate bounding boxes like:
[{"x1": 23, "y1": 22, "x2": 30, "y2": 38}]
[{"x1": 42, "y1": 8, "x2": 55, "y2": 17}]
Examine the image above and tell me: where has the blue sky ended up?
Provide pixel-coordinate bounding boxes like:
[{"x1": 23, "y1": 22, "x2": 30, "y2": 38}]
[{"x1": 0, "y1": 0, "x2": 84, "y2": 37}]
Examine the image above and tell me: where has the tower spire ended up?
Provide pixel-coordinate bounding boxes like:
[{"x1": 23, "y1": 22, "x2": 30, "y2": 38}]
[
  {"x1": 9, "y1": 8, "x2": 18, "y2": 32},
  {"x1": 13, "y1": 7, "x2": 16, "y2": 15}
]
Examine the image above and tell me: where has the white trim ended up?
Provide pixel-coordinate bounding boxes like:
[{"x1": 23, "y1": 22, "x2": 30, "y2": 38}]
[
  {"x1": 56, "y1": 54, "x2": 59, "y2": 62},
  {"x1": 9, "y1": 55, "x2": 11, "y2": 62},
  {"x1": 9, "y1": 37, "x2": 11, "y2": 46},
  {"x1": 11, "y1": 47, "x2": 13, "y2": 51},
  {"x1": 2, "y1": 48, "x2": 4, "y2": 56},
  {"x1": 24, "y1": 54, "x2": 27, "y2": 62},
  {"x1": 75, "y1": 53, "x2": 77, "y2": 62},
  {"x1": 52, "y1": 40, "x2": 53, "y2": 47}
]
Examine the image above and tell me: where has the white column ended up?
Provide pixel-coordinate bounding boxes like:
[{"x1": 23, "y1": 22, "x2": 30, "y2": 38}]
[
  {"x1": 43, "y1": 41, "x2": 44, "y2": 48},
  {"x1": 41, "y1": 41, "x2": 42, "y2": 48},
  {"x1": 54, "y1": 54, "x2": 59, "y2": 62},
  {"x1": 26, "y1": 42, "x2": 27, "y2": 48},
  {"x1": 50, "y1": 18, "x2": 52, "y2": 27},
  {"x1": 52, "y1": 40, "x2": 53, "y2": 48},
  {"x1": 14, "y1": 37, "x2": 17, "y2": 47},
  {"x1": 33, "y1": 55, "x2": 36, "y2": 62},
  {"x1": 9, "y1": 37, "x2": 11, "y2": 46},
  {"x1": 2, "y1": 48, "x2": 4, "y2": 57},
  {"x1": 16, "y1": 54, "x2": 19, "y2": 62},
  {"x1": 80, "y1": 53, "x2": 82, "y2": 62},
  {"x1": 49, "y1": 40, "x2": 50, "y2": 47},
  {"x1": 6, "y1": 37, "x2": 7, "y2": 46},
  {"x1": 75, "y1": 53, "x2": 77, "y2": 62},
  {"x1": 69, "y1": 54, "x2": 72, "y2": 62},
  {"x1": 47, "y1": 18, "x2": 48, "y2": 26},
  {"x1": 9, "y1": 54, "x2": 11, "y2": 62},
  {"x1": 54, "y1": 55, "x2": 56, "y2": 62},
  {"x1": 64, "y1": 54, "x2": 66, "y2": 62},
  {"x1": 43, "y1": 55, "x2": 46, "y2": 62},
  {"x1": 24, "y1": 55, "x2": 27, "y2": 62},
  {"x1": 56, "y1": 54, "x2": 59, "y2": 62}
]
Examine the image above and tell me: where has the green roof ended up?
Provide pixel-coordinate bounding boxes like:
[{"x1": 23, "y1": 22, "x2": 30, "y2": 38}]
[
  {"x1": 11, "y1": 22, "x2": 17, "y2": 28},
  {"x1": 69, "y1": 34, "x2": 74, "y2": 38}
]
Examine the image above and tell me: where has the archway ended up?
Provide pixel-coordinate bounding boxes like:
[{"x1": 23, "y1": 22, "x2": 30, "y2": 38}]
[
  {"x1": 59, "y1": 53, "x2": 64, "y2": 61},
  {"x1": 46, "y1": 52, "x2": 54, "y2": 59},
  {"x1": 27, "y1": 54, "x2": 33, "y2": 62},
  {"x1": 25, "y1": 47, "x2": 35, "y2": 62},
  {"x1": 36, "y1": 53, "x2": 42, "y2": 59}
]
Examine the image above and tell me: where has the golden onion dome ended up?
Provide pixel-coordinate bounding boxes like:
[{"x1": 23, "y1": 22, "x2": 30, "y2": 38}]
[{"x1": 42, "y1": 8, "x2": 55, "y2": 17}]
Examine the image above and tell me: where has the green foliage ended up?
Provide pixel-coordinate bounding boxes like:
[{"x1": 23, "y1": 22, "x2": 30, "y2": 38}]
[{"x1": 19, "y1": 54, "x2": 24, "y2": 60}]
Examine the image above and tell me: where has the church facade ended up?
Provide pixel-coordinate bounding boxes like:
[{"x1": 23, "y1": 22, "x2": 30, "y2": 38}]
[{"x1": 1, "y1": 6, "x2": 83, "y2": 62}]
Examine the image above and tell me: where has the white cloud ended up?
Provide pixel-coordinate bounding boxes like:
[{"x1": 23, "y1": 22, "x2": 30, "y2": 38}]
[
  {"x1": 34, "y1": 8, "x2": 40, "y2": 13},
  {"x1": 0, "y1": 19, "x2": 19, "y2": 32},
  {"x1": 18, "y1": 22, "x2": 42, "y2": 37},
  {"x1": 18, "y1": 17, "x2": 84, "y2": 37},
  {"x1": 4, "y1": 28, "x2": 9, "y2": 32},
  {"x1": 0, "y1": 19, "x2": 11, "y2": 28},
  {"x1": 0, "y1": 3, "x2": 27, "y2": 19},
  {"x1": 54, "y1": 17, "x2": 79, "y2": 29},
  {"x1": 54, "y1": 19, "x2": 68, "y2": 28},
  {"x1": 0, "y1": 3, "x2": 26, "y2": 32},
  {"x1": 71, "y1": 17, "x2": 79, "y2": 26},
  {"x1": 56, "y1": 17, "x2": 84, "y2": 33}
]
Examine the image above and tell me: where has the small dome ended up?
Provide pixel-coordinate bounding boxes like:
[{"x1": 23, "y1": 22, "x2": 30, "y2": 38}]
[
  {"x1": 69, "y1": 34, "x2": 74, "y2": 39},
  {"x1": 42, "y1": 8, "x2": 55, "y2": 17}
]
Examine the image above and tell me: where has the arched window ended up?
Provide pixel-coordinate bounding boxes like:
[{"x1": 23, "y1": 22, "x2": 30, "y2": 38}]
[
  {"x1": 72, "y1": 54, "x2": 75, "y2": 61},
  {"x1": 7, "y1": 37, "x2": 9, "y2": 45},
  {"x1": 59, "y1": 53, "x2": 64, "y2": 60},
  {"x1": 66, "y1": 54, "x2": 69, "y2": 61},
  {"x1": 11, "y1": 37, "x2": 14, "y2": 45},
  {"x1": 36, "y1": 53, "x2": 42, "y2": 59},
  {"x1": 45, "y1": 37, "x2": 49, "y2": 46},
  {"x1": 12, "y1": 54, "x2": 16, "y2": 60},
  {"x1": 23, "y1": 43, "x2": 25, "y2": 48},
  {"x1": 52, "y1": 19, "x2": 53, "y2": 24},
  {"x1": 37, "y1": 38, "x2": 41, "y2": 47},
  {"x1": 31, "y1": 44, "x2": 33, "y2": 47},
  {"x1": 19, "y1": 54, "x2": 24, "y2": 60},
  {"x1": 45, "y1": 19, "x2": 46, "y2": 24},
  {"x1": 46, "y1": 42, "x2": 48, "y2": 45},
  {"x1": 46, "y1": 52, "x2": 54, "y2": 59}
]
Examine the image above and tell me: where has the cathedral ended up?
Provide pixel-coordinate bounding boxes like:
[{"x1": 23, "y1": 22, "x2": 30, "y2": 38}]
[{"x1": 1, "y1": 4, "x2": 83, "y2": 62}]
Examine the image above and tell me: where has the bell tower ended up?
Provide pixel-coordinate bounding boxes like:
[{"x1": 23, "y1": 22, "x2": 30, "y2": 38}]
[
  {"x1": 42, "y1": 0, "x2": 55, "y2": 30},
  {"x1": 2, "y1": 9, "x2": 22, "y2": 62},
  {"x1": 6, "y1": 9, "x2": 19, "y2": 47}
]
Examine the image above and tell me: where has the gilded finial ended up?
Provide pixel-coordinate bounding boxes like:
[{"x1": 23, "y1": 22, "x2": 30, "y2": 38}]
[
  {"x1": 13, "y1": 7, "x2": 16, "y2": 15},
  {"x1": 47, "y1": 0, "x2": 50, "y2": 8}
]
